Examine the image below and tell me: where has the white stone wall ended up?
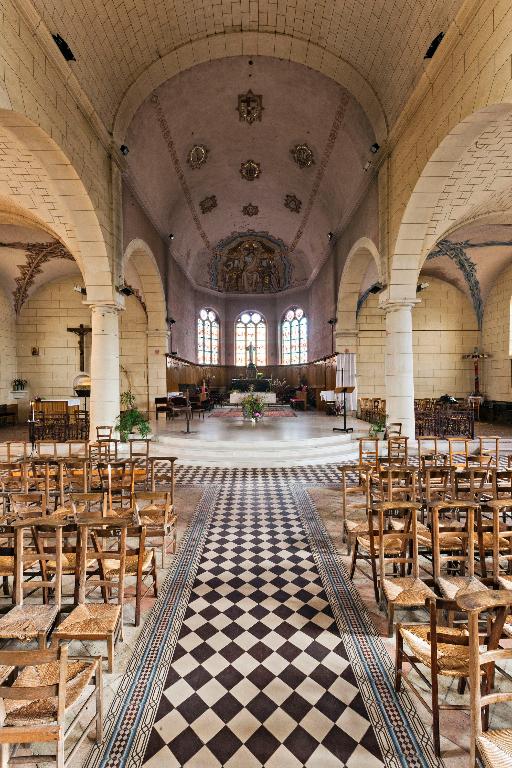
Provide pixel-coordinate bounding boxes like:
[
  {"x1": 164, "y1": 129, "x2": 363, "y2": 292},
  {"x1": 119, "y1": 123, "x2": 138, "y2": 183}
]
[
  {"x1": 357, "y1": 277, "x2": 479, "y2": 398},
  {"x1": 0, "y1": 286, "x2": 16, "y2": 404},
  {"x1": 482, "y1": 262, "x2": 512, "y2": 401},
  {"x1": 16, "y1": 277, "x2": 149, "y2": 413}
]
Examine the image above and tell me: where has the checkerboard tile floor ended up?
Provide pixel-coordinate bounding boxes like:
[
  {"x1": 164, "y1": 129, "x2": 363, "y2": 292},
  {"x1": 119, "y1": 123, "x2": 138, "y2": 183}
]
[{"x1": 142, "y1": 482, "x2": 383, "y2": 767}]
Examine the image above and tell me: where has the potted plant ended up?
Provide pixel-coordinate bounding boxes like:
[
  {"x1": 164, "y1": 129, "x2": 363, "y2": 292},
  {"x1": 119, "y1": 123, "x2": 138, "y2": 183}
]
[
  {"x1": 369, "y1": 414, "x2": 387, "y2": 440},
  {"x1": 11, "y1": 378, "x2": 27, "y2": 392},
  {"x1": 240, "y1": 388, "x2": 266, "y2": 423},
  {"x1": 115, "y1": 391, "x2": 151, "y2": 441}
]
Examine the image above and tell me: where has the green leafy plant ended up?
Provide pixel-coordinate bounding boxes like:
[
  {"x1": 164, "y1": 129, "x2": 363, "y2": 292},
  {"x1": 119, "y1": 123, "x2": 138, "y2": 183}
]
[
  {"x1": 368, "y1": 414, "x2": 387, "y2": 438},
  {"x1": 116, "y1": 390, "x2": 151, "y2": 441},
  {"x1": 240, "y1": 388, "x2": 266, "y2": 420},
  {"x1": 11, "y1": 378, "x2": 27, "y2": 391}
]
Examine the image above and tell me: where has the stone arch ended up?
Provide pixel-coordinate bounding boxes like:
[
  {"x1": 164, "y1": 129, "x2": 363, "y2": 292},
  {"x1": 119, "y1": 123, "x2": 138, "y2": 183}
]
[
  {"x1": 113, "y1": 33, "x2": 388, "y2": 146},
  {"x1": 387, "y1": 103, "x2": 512, "y2": 304},
  {"x1": 0, "y1": 110, "x2": 114, "y2": 304},
  {"x1": 336, "y1": 237, "x2": 381, "y2": 352},
  {"x1": 123, "y1": 239, "x2": 168, "y2": 414}
]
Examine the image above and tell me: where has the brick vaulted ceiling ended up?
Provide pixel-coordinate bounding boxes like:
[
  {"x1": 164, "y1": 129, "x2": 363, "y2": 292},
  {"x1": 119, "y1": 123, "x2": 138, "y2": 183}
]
[{"x1": 31, "y1": 0, "x2": 464, "y2": 132}]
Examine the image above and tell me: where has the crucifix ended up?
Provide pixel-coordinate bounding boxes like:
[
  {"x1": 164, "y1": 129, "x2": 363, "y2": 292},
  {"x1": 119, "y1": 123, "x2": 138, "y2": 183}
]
[
  {"x1": 462, "y1": 347, "x2": 489, "y2": 396},
  {"x1": 67, "y1": 323, "x2": 92, "y2": 371}
]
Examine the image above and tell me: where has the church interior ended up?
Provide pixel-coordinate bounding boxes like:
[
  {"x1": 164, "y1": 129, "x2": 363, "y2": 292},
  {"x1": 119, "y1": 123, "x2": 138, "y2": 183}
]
[{"x1": 2, "y1": 0, "x2": 512, "y2": 766}]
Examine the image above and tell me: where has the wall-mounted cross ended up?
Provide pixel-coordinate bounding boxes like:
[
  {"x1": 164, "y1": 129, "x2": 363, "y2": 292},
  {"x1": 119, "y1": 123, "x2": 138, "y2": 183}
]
[{"x1": 67, "y1": 323, "x2": 91, "y2": 371}]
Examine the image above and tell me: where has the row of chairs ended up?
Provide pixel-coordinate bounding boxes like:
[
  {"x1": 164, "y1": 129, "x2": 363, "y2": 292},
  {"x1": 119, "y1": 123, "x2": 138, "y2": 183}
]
[
  {"x1": 0, "y1": 484, "x2": 177, "y2": 766},
  {"x1": 341, "y1": 460, "x2": 512, "y2": 760}
]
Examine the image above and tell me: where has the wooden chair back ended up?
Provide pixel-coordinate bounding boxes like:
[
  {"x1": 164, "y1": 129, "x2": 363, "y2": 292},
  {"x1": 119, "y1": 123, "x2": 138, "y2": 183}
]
[
  {"x1": 148, "y1": 456, "x2": 177, "y2": 502},
  {"x1": 70, "y1": 492, "x2": 107, "y2": 519},
  {"x1": 492, "y1": 469, "x2": 512, "y2": 499},
  {"x1": 9, "y1": 492, "x2": 47, "y2": 519},
  {"x1": 358, "y1": 438, "x2": 381, "y2": 469},
  {"x1": 0, "y1": 644, "x2": 70, "y2": 724},
  {"x1": 431, "y1": 502, "x2": 477, "y2": 583},
  {"x1": 387, "y1": 436, "x2": 408, "y2": 465},
  {"x1": 422, "y1": 467, "x2": 452, "y2": 523},
  {"x1": 417, "y1": 437, "x2": 447, "y2": 469},
  {"x1": 96, "y1": 425, "x2": 113, "y2": 441},
  {"x1": 76, "y1": 519, "x2": 128, "y2": 612},
  {"x1": 452, "y1": 467, "x2": 494, "y2": 503},
  {"x1": 458, "y1": 590, "x2": 512, "y2": 767},
  {"x1": 447, "y1": 437, "x2": 471, "y2": 468},
  {"x1": 372, "y1": 467, "x2": 417, "y2": 504},
  {"x1": 487, "y1": 500, "x2": 512, "y2": 586},
  {"x1": 0, "y1": 462, "x2": 28, "y2": 496},
  {"x1": 13, "y1": 517, "x2": 69, "y2": 608},
  {"x1": 373, "y1": 501, "x2": 421, "y2": 591}
]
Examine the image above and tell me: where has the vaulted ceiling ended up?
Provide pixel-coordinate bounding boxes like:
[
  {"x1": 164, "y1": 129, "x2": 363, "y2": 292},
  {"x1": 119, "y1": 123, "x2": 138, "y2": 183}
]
[
  {"x1": 32, "y1": 0, "x2": 464, "y2": 131},
  {"x1": 125, "y1": 56, "x2": 375, "y2": 291}
]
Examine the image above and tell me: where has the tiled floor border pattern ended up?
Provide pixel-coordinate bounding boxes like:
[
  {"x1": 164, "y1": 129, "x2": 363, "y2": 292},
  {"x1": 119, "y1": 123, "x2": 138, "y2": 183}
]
[{"x1": 83, "y1": 464, "x2": 449, "y2": 767}]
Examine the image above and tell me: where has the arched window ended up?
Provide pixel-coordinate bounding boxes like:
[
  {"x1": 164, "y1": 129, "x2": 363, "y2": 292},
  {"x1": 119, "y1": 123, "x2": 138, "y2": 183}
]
[
  {"x1": 281, "y1": 307, "x2": 308, "y2": 364},
  {"x1": 197, "y1": 308, "x2": 219, "y2": 364},
  {"x1": 235, "y1": 311, "x2": 267, "y2": 366}
]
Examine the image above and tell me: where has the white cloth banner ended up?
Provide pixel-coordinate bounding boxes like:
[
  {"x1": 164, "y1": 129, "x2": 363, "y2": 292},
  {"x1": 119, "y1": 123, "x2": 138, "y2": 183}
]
[{"x1": 336, "y1": 353, "x2": 357, "y2": 412}]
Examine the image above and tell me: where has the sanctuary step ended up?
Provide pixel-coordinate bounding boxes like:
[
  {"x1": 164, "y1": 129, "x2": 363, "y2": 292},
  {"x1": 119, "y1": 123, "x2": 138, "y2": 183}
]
[{"x1": 151, "y1": 433, "x2": 357, "y2": 467}]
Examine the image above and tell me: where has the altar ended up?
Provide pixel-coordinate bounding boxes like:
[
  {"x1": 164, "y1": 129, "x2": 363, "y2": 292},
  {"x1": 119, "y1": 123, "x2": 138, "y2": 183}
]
[{"x1": 229, "y1": 392, "x2": 277, "y2": 405}]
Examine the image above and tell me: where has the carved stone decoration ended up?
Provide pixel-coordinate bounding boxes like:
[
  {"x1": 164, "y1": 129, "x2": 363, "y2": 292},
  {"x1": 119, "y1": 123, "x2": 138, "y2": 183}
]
[
  {"x1": 284, "y1": 193, "x2": 302, "y2": 213},
  {"x1": 199, "y1": 195, "x2": 218, "y2": 214},
  {"x1": 187, "y1": 144, "x2": 209, "y2": 169},
  {"x1": 291, "y1": 143, "x2": 315, "y2": 168},
  {"x1": 242, "y1": 203, "x2": 259, "y2": 217},
  {"x1": 237, "y1": 90, "x2": 263, "y2": 124},
  {"x1": 0, "y1": 241, "x2": 75, "y2": 314},
  {"x1": 240, "y1": 159, "x2": 261, "y2": 181},
  {"x1": 208, "y1": 231, "x2": 293, "y2": 294}
]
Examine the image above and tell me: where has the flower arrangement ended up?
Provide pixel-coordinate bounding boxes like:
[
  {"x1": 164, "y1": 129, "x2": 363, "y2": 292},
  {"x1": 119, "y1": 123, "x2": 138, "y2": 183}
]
[
  {"x1": 241, "y1": 388, "x2": 266, "y2": 421},
  {"x1": 368, "y1": 413, "x2": 387, "y2": 438},
  {"x1": 11, "y1": 378, "x2": 27, "y2": 391}
]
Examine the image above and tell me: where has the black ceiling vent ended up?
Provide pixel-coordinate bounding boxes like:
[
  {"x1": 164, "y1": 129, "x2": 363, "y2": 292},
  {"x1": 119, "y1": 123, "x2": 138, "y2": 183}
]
[
  {"x1": 52, "y1": 34, "x2": 76, "y2": 62},
  {"x1": 424, "y1": 32, "x2": 445, "y2": 59}
]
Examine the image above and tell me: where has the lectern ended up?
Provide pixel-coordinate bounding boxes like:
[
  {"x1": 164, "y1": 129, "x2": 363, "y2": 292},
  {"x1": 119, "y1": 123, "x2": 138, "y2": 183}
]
[{"x1": 333, "y1": 386, "x2": 355, "y2": 433}]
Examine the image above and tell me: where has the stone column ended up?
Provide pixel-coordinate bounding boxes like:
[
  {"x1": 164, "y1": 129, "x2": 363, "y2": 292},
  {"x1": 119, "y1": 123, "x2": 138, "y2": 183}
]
[
  {"x1": 147, "y1": 328, "x2": 169, "y2": 415},
  {"x1": 335, "y1": 330, "x2": 358, "y2": 354},
  {"x1": 381, "y1": 299, "x2": 417, "y2": 439},
  {"x1": 89, "y1": 304, "x2": 121, "y2": 440}
]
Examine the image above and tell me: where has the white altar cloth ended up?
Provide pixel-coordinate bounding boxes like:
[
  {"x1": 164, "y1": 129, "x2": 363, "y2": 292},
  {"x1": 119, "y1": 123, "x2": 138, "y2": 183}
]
[{"x1": 229, "y1": 392, "x2": 277, "y2": 405}]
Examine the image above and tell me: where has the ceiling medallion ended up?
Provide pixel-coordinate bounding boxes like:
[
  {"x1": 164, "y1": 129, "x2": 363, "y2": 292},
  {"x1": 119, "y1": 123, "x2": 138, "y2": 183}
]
[
  {"x1": 242, "y1": 203, "x2": 259, "y2": 216},
  {"x1": 199, "y1": 195, "x2": 217, "y2": 214},
  {"x1": 187, "y1": 144, "x2": 209, "y2": 169},
  {"x1": 237, "y1": 90, "x2": 263, "y2": 124},
  {"x1": 284, "y1": 193, "x2": 302, "y2": 213},
  {"x1": 291, "y1": 143, "x2": 315, "y2": 168},
  {"x1": 240, "y1": 159, "x2": 261, "y2": 181}
]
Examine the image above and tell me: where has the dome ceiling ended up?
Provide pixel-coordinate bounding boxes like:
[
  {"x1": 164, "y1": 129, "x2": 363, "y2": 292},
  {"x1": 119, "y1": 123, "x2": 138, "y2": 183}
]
[
  {"x1": 32, "y1": 0, "x2": 464, "y2": 131},
  {"x1": 125, "y1": 56, "x2": 375, "y2": 293}
]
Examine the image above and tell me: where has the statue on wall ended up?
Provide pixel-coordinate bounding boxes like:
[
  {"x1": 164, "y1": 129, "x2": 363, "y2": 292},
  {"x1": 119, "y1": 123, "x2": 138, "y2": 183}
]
[{"x1": 209, "y1": 233, "x2": 293, "y2": 294}]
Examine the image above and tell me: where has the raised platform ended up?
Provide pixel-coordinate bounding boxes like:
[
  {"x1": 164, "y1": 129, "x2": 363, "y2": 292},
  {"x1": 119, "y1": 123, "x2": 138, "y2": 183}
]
[{"x1": 150, "y1": 411, "x2": 362, "y2": 467}]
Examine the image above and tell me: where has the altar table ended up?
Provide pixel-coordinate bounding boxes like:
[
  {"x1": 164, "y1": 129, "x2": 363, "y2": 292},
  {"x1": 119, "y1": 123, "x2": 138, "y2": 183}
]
[{"x1": 229, "y1": 392, "x2": 277, "y2": 405}]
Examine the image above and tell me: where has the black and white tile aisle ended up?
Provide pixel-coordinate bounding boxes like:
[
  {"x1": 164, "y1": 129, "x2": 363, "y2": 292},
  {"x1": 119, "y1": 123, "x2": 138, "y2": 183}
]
[{"x1": 85, "y1": 468, "x2": 443, "y2": 768}]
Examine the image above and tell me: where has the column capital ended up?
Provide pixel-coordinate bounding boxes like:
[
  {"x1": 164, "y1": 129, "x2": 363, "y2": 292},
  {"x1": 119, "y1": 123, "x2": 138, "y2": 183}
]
[
  {"x1": 379, "y1": 297, "x2": 420, "y2": 313},
  {"x1": 87, "y1": 301, "x2": 124, "y2": 314}
]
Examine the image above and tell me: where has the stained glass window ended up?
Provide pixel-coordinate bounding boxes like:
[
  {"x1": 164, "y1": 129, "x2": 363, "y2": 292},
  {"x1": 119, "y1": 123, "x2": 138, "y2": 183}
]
[
  {"x1": 235, "y1": 311, "x2": 266, "y2": 366},
  {"x1": 281, "y1": 307, "x2": 307, "y2": 364},
  {"x1": 197, "y1": 308, "x2": 219, "y2": 364}
]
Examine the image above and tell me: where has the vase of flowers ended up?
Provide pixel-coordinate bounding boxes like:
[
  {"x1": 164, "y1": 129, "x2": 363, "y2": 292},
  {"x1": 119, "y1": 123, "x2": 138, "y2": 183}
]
[
  {"x1": 241, "y1": 388, "x2": 266, "y2": 423},
  {"x1": 11, "y1": 378, "x2": 27, "y2": 392}
]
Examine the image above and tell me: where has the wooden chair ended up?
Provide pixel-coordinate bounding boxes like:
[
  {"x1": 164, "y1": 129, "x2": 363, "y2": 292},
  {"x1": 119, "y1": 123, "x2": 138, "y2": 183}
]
[
  {"x1": 0, "y1": 643, "x2": 102, "y2": 768},
  {"x1": 8, "y1": 493, "x2": 47, "y2": 520},
  {"x1": 96, "y1": 426, "x2": 112, "y2": 441},
  {"x1": 339, "y1": 464, "x2": 373, "y2": 552},
  {"x1": 358, "y1": 438, "x2": 381, "y2": 470},
  {"x1": 487, "y1": 499, "x2": 512, "y2": 591},
  {"x1": 103, "y1": 524, "x2": 157, "y2": 626},
  {"x1": 135, "y1": 491, "x2": 176, "y2": 566},
  {"x1": 375, "y1": 500, "x2": 435, "y2": 635},
  {"x1": 69, "y1": 492, "x2": 107, "y2": 519},
  {"x1": 0, "y1": 517, "x2": 66, "y2": 649},
  {"x1": 421, "y1": 466, "x2": 452, "y2": 525},
  {"x1": 396, "y1": 595, "x2": 474, "y2": 757},
  {"x1": 386, "y1": 437, "x2": 408, "y2": 466},
  {"x1": 431, "y1": 502, "x2": 490, "y2": 599},
  {"x1": 458, "y1": 589, "x2": 512, "y2": 768},
  {"x1": 417, "y1": 436, "x2": 448, "y2": 470},
  {"x1": 97, "y1": 461, "x2": 135, "y2": 510},
  {"x1": 148, "y1": 456, "x2": 178, "y2": 503},
  {"x1": 51, "y1": 518, "x2": 128, "y2": 672},
  {"x1": 128, "y1": 439, "x2": 151, "y2": 490}
]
